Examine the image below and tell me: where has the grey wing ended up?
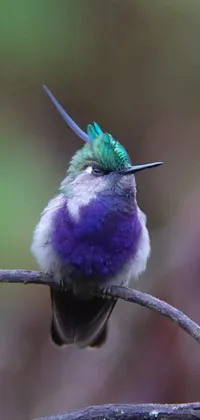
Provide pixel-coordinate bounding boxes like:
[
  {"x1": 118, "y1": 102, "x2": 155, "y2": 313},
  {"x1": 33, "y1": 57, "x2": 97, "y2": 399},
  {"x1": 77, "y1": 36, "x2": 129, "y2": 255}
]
[{"x1": 50, "y1": 289, "x2": 117, "y2": 348}]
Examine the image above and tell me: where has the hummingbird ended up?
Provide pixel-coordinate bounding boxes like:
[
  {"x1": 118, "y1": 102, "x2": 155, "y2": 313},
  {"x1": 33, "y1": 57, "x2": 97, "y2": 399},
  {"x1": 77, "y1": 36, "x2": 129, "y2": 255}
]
[{"x1": 31, "y1": 85, "x2": 163, "y2": 349}]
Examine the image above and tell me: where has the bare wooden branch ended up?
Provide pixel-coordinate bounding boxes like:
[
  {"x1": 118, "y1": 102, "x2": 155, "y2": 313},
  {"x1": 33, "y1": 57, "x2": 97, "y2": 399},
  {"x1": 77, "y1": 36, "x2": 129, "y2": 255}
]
[
  {"x1": 0, "y1": 269, "x2": 57, "y2": 288},
  {"x1": 102, "y1": 285, "x2": 200, "y2": 344},
  {"x1": 1, "y1": 269, "x2": 200, "y2": 344},
  {"x1": 36, "y1": 402, "x2": 200, "y2": 420}
]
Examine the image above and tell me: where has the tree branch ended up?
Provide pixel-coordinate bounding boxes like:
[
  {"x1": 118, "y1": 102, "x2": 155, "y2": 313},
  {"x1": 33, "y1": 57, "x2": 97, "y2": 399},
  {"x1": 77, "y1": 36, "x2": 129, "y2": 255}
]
[
  {"x1": 1, "y1": 269, "x2": 200, "y2": 344},
  {"x1": 102, "y1": 285, "x2": 200, "y2": 344},
  {"x1": 36, "y1": 402, "x2": 200, "y2": 420},
  {"x1": 0, "y1": 269, "x2": 57, "y2": 288}
]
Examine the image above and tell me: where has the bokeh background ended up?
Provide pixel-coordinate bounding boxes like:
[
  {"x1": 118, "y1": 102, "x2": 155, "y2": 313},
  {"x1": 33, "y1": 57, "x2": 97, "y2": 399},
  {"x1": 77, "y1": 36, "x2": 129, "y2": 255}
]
[{"x1": 1, "y1": 0, "x2": 200, "y2": 419}]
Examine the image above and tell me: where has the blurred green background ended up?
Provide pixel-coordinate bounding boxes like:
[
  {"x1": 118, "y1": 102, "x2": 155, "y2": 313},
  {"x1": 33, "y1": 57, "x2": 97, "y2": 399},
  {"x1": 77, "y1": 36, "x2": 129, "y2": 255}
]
[{"x1": 1, "y1": 0, "x2": 200, "y2": 419}]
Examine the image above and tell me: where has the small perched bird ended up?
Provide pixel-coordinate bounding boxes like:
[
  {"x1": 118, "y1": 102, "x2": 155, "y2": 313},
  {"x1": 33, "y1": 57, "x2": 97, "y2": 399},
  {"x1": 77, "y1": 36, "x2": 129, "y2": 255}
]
[{"x1": 31, "y1": 85, "x2": 162, "y2": 349}]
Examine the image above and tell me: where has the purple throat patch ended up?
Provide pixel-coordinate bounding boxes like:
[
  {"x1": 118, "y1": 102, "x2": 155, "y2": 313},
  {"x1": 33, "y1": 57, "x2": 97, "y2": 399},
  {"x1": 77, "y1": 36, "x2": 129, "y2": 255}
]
[{"x1": 51, "y1": 196, "x2": 142, "y2": 277}]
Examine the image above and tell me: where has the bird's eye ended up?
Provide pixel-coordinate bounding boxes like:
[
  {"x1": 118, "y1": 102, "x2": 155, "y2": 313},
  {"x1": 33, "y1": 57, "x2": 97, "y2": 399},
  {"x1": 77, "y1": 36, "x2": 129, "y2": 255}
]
[
  {"x1": 85, "y1": 165, "x2": 108, "y2": 176},
  {"x1": 91, "y1": 166, "x2": 105, "y2": 177}
]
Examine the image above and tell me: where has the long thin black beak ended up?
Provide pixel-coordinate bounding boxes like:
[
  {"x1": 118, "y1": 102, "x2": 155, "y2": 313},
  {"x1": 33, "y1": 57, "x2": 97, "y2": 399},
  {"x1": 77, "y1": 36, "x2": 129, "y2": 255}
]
[{"x1": 119, "y1": 161, "x2": 163, "y2": 175}]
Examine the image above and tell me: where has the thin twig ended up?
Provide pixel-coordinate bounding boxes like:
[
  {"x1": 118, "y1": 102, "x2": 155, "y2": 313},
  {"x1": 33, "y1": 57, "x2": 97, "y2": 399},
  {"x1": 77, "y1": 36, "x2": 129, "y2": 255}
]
[
  {"x1": 36, "y1": 402, "x2": 200, "y2": 420},
  {"x1": 1, "y1": 269, "x2": 200, "y2": 344},
  {"x1": 102, "y1": 285, "x2": 200, "y2": 344},
  {"x1": 0, "y1": 269, "x2": 57, "y2": 288}
]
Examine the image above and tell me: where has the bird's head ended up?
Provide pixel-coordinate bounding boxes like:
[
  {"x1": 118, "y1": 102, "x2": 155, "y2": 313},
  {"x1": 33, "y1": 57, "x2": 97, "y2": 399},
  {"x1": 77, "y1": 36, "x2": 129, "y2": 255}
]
[{"x1": 43, "y1": 85, "x2": 163, "y2": 217}]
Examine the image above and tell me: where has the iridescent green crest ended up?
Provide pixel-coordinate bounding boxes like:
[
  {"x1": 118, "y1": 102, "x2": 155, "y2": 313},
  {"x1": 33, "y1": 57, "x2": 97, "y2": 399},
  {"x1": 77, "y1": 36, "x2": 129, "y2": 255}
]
[
  {"x1": 68, "y1": 122, "x2": 132, "y2": 176},
  {"x1": 87, "y1": 123, "x2": 131, "y2": 171}
]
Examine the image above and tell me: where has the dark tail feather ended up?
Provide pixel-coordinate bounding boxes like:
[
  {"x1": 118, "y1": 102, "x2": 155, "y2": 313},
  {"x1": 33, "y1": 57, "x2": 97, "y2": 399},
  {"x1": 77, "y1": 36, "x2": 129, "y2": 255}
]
[
  {"x1": 51, "y1": 318, "x2": 108, "y2": 348},
  {"x1": 51, "y1": 319, "x2": 64, "y2": 346},
  {"x1": 89, "y1": 324, "x2": 108, "y2": 348},
  {"x1": 50, "y1": 289, "x2": 117, "y2": 348}
]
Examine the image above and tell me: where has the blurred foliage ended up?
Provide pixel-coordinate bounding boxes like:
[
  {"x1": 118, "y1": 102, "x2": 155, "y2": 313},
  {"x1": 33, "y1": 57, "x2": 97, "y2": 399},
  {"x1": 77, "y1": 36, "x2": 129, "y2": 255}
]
[{"x1": 1, "y1": 0, "x2": 200, "y2": 419}]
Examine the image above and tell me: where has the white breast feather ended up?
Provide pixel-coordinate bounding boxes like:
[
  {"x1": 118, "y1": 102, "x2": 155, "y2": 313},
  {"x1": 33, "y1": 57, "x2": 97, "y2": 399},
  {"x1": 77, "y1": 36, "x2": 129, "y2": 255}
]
[
  {"x1": 31, "y1": 194, "x2": 64, "y2": 273},
  {"x1": 66, "y1": 168, "x2": 105, "y2": 221},
  {"x1": 129, "y1": 207, "x2": 150, "y2": 279}
]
